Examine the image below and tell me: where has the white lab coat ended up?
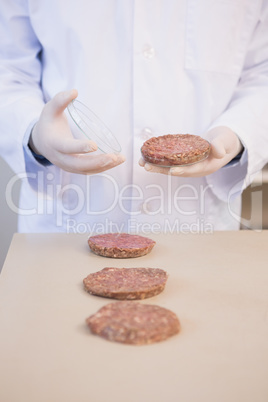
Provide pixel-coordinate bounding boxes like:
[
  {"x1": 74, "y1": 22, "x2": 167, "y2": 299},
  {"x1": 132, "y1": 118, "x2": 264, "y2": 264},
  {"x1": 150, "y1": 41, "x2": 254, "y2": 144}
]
[{"x1": 0, "y1": 0, "x2": 268, "y2": 234}]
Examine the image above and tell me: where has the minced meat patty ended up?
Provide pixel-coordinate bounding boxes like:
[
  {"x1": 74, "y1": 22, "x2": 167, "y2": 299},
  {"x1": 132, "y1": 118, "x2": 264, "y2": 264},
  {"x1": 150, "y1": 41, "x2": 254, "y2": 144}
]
[
  {"x1": 141, "y1": 134, "x2": 211, "y2": 166},
  {"x1": 86, "y1": 301, "x2": 180, "y2": 345},
  {"x1": 83, "y1": 267, "x2": 168, "y2": 300},
  {"x1": 88, "y1": 233, "x2": 156, "y2": 258}
]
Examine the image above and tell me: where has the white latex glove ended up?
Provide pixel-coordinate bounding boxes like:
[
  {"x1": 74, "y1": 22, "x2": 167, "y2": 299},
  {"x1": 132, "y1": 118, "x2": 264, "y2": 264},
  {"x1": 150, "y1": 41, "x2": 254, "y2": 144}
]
[
  {"x1": 29, "y1": 89, "x2": 125, "y2": 174},
  {"x1": 139, "y1": 126, "x2": 243, "y2": 177}
]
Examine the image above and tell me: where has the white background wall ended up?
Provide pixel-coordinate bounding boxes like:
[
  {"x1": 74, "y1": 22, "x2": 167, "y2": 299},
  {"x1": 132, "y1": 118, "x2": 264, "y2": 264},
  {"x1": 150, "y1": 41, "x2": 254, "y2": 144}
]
[{"x1": 0, "y1": 157, "x2": 20, "y2": 270}]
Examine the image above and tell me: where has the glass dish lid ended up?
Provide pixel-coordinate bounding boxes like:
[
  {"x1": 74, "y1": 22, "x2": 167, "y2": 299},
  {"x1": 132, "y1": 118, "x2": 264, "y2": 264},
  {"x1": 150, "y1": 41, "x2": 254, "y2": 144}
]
[{"x1": 67, "y1": 99, "x2": 121, "y2": 154}]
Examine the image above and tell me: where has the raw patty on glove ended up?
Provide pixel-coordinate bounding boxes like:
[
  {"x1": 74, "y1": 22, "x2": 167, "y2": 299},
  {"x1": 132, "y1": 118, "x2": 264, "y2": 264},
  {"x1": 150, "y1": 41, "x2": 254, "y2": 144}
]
[{"x1": 141, "y1": 134, "x2": 211, "y2": 166}]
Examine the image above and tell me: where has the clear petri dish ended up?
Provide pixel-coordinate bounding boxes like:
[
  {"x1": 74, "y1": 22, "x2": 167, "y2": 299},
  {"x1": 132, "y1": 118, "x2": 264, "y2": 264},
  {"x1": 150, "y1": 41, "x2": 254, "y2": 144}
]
[{"x1": 67, "y1": 99, "x2": 121, "y2": 154}]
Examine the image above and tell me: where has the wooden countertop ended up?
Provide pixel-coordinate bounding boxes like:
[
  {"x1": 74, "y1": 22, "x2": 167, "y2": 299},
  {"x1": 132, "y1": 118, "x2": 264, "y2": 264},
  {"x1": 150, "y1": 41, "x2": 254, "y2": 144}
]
[{"x1": 0, "y1": 232, "x2": 268, "y2": 402}]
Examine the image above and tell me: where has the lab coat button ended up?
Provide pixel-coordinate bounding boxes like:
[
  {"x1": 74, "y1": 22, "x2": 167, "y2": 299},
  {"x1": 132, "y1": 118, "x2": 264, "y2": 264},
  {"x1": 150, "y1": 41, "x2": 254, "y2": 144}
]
[
  {"x1": 140, "y1": 127, "x2": 153, "y2": 140},
  {"x1": 140, "y1": 201, "x2": 154, "y2": 214},
  {"x1": 143, "y1": 45, "x2": 155, "y2": 59}
]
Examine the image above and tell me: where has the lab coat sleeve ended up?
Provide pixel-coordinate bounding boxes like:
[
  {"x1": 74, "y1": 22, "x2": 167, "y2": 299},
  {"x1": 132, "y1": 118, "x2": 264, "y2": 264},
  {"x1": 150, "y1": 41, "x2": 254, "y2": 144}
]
[
  {"x1": 206, "y1": 1, "x2": 268, "y2": 202},
  {"x1": 0, "y1": 1, "x2": 46, "y2": 177}
]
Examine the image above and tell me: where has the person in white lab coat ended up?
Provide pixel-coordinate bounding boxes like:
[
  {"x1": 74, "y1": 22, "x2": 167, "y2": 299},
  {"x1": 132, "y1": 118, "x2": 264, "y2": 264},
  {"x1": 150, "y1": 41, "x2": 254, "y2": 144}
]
[{"x1": 0, "y1": 1, "x2": 268, "y2": 234}]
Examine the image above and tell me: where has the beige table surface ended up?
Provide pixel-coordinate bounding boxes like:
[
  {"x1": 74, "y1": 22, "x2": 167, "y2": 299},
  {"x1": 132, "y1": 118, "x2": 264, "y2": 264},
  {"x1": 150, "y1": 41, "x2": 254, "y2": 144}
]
[{"x1": 0, "y1": 232, "x2": 268, "y2": 402}]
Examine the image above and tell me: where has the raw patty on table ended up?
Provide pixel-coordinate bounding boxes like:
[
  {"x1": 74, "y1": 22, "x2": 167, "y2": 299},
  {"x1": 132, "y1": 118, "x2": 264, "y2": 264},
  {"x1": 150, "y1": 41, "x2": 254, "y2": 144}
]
[
  {"x1": 86, "y1": 301, "x2": 180, "y2": 345},
  {"x1": 88, "y1": 233, "x2": 156, "y2": 258},
  {"x1": 83, "y1": 267, "x2": 168, "y2": 300}
]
